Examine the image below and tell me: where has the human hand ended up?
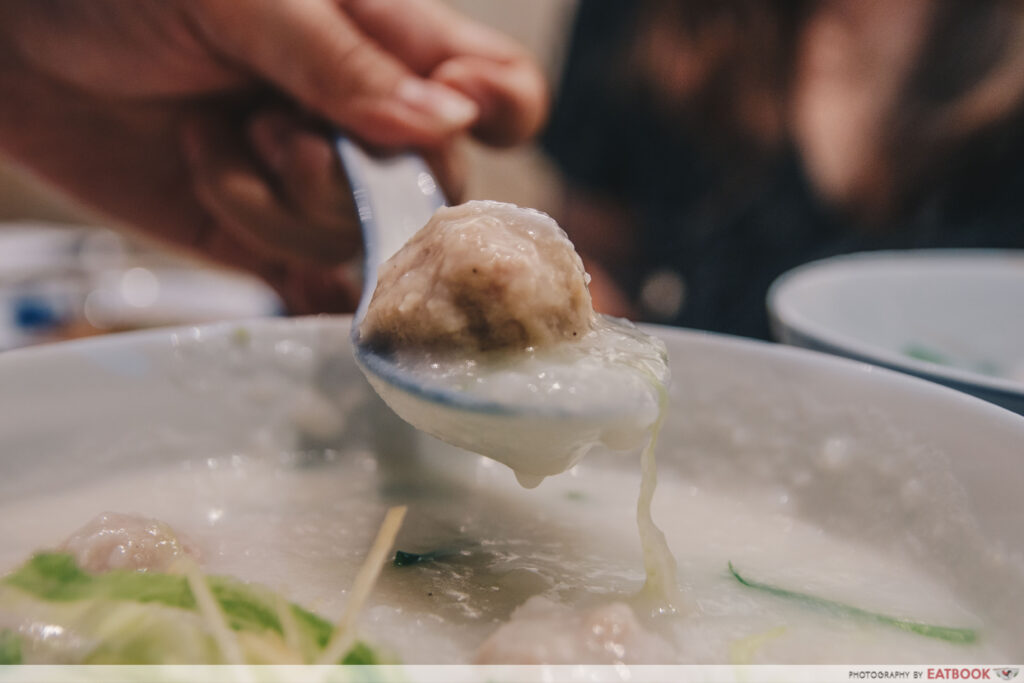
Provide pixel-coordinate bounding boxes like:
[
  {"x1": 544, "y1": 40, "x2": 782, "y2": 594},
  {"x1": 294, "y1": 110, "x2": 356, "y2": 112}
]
[{"x1": 0, "y1": 0, "x2": 547, "y2": 312}]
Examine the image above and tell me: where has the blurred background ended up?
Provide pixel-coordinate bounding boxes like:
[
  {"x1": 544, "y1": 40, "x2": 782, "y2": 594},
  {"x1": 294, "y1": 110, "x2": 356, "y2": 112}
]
[{"x1": 2, "y1": 0, "x2": 1022, "y2": 349}]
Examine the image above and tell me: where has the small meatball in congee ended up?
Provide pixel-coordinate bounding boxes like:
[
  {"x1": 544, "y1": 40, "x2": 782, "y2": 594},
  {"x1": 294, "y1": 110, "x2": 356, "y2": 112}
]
[
  {"x1": 59, "y1": 512, "x2": 198, "y2": 573},
  {"x1": 359, "y1": 200, "x2": 595, "y2": 351}
]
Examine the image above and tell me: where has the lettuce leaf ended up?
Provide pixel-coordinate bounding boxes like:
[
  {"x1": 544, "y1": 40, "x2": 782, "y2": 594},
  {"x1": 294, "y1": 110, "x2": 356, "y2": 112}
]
[
  {"x1": 0, "y1": 629, "x2": 21, "y2": 664},
  {"x1": 1, "y1": 553, "x2": 383, "y2": 664}
]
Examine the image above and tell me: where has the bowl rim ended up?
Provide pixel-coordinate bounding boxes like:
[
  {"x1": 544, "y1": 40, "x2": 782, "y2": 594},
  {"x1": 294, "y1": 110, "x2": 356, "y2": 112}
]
[
  {"x1": 3, "y1": 313, "x2": 1023, "y2": 429},
  {"x1": 767, "y1": 248, "x2": 1024, "y2": 399}
]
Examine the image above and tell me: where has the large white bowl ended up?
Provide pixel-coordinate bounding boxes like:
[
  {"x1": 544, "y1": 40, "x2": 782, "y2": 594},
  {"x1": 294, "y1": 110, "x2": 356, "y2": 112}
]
[
  {"x1": 1, "y1": 316, "x2": 1023, "y2": 659},
  {"x1": 768, "y1": 249, "x2": 1024, "y2": 414}
]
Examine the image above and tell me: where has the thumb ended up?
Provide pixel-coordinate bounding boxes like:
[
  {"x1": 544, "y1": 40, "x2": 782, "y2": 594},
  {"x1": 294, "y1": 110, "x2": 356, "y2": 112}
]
[{"x1": 189, "y1": 0, "x2": 478, "y2": 147}]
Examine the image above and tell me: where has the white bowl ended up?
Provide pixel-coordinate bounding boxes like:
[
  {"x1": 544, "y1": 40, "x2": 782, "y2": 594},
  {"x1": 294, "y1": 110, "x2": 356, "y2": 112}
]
[
  {"x1": 1, "y1": 316, "x2": 1022, "y2": 660},
  {"x1": 768, "y1": 249, "x2": 1024, "y2": 414}
]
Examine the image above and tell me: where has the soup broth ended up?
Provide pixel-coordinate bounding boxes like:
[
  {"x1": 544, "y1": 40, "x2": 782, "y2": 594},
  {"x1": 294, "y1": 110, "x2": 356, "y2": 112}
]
[{"x1": 0, "y1": 443, "x2": 1009, "y2": 663}]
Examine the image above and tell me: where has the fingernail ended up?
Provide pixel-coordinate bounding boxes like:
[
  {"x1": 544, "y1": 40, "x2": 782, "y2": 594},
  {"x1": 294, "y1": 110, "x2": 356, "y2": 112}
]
[{"x1": 397, "y1": 77, "x2": 478, "y2": 128}]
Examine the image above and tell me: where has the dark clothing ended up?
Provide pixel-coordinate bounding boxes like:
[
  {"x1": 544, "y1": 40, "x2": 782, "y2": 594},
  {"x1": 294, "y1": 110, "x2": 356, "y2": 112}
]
[{"x1": 542, "y1": 1, "x2": 1024, "y2": 340}]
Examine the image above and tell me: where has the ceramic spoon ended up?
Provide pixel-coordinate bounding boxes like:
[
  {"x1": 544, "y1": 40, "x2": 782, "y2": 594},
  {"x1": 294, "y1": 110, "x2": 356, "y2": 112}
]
[{"x1": 337, "y1": 137, "x2": 666, "y2": 487}]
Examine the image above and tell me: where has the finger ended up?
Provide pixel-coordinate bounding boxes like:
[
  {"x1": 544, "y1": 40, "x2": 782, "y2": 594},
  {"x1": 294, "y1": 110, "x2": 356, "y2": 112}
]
[
  {"x1": 432, "y1": 56, "x2": 548, "y2": 146},
  {"x1": 248, "y1": 109, "x2": 360, "y2": 237},
  {"x1": 249, "y1": 108, "x2": 464, "y2": 233},
  {"x1": 346, "y1": 0, "x2": 548, "y2": 145},
  {"x1": 156, "y1": 180, "x2": 360, "y2": 316},
  {"x1": 271, "y1": 260, "x2": 362, "y2": 315},
  {"x1": 344, "y1": 0, "x2": 525, "y2": 72},
  {"x1": 181, "y1": 115, "x2": 361, "y2": 312},
  {"x1": 186, "y1": 215, "x2": 361, "y2": 315},
  {"x1": 181, "y1": 114, "x2": 358, "y2": 267},
  {"x1": 421, "y1": 141, "x2": 467, "y2": 204},
  {"x1": 188, "y1": 0, "x2": 478, "y2": 147}
]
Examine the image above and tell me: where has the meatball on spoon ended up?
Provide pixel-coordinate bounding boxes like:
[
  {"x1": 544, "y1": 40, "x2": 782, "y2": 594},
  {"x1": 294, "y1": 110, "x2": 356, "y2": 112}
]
[{"x1": 338, "y1": 138, "x2": 669, "y2": 488}]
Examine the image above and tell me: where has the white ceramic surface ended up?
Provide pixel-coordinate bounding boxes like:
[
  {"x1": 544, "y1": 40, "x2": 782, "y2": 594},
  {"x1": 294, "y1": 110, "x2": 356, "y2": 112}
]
[
  {"x1": 768, "y1": 250, "x2": 1024, "y2": 414},
  {"x1": 0, "y1": 223, "x2": 283, "y2": 350},
  {"x1": 1, "y1": 316, "x2": 1023, "y2": 657}
]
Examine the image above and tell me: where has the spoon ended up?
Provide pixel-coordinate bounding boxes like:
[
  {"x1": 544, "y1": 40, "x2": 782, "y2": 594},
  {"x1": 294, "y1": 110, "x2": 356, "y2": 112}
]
[{"x1": 336, "y1": 137, "x2": 668, "y2": 487}]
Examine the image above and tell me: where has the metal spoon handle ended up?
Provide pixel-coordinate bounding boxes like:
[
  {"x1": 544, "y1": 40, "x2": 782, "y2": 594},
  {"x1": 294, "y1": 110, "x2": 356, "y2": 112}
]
[{"x1": 335, "y1": 136, "x2": 447, "y2": 325}]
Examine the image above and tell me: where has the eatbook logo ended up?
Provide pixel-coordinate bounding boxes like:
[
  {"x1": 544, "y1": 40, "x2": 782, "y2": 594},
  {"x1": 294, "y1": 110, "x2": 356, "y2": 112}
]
[{"x1": 996, "y1": 670, "x2": 1019, "y2": 681}]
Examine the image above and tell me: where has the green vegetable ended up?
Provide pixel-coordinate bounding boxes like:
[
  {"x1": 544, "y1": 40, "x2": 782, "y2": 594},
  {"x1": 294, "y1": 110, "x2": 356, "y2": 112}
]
[
  {"x1": 341, "y1": 641, "x2": 379, "y2": 665},
  {"x1": 393, "y1": 546, "x2": 467, "y2": 567},
  {"x1": 904, "y1": 344, "x2": 951, "y2": 366},
  {"x1": 903, "y1": 345, "x2": 1003, "y2": 377},
  {"x1": 0, "y1": 629, "x2": 21, "y2": 665},
  {"x1": 728, "y1": 562, "x2": 977, "y2": 644},
  {"x1": 393, "y1": 550, "x2": 440, "y2": 567},
  {"x1": 1, "y1": 553, "x2": 383, "y2": 664},
  {"x1": 974, "y1": 360, "x2": 1002, "y2": 377}
]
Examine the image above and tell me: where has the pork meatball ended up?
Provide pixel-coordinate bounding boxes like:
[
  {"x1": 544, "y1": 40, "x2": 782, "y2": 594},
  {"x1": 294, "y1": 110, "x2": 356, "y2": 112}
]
[
  {"x1": 60, "y1": 512, "x2": 198, "y2": 573},
  {"x1": 359, "y1": 200, "x2": 595, "y2": 352},
  {"x1": 474, "y1": 596, "x2": 674, "y2": 664}
]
